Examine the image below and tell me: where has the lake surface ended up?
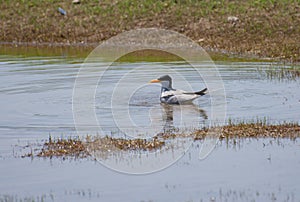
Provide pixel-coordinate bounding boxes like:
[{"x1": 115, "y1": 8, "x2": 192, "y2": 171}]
[{"x1": 0, "y1": 54, "x2": 299, "y2": 201}]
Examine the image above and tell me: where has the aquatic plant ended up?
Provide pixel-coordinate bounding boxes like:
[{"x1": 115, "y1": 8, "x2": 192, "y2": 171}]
[{"x1": 20, "y1": 122, "x2": 300, "y2": 159}]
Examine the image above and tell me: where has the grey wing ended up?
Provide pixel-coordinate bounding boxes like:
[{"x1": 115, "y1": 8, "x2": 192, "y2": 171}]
[
  {"x1": 174, "y1": 94, "x2": 200, "y2": 103},
  {"x1": 183, "y1": 88, "x2": 207, "y2": 96},
  {"x1": 173, "y1": 89, "x2": 200, "y2": 103},
  {"x1": 161, "y1": 89, "x2": 200, "y2": 104},
  {"x1": 166, "y1": 95, "x2": 179, "y2": 104},
  {"x1": 161, "y1": 90, "x2": 179, "y2": 104}
]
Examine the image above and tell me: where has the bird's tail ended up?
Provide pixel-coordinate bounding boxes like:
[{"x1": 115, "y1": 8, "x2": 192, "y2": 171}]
[{"x1": 194, "y1": 88, "x2": 208, "y2": 95}]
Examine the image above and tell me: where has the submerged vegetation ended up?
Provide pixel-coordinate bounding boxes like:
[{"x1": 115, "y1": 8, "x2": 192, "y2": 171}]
[
  {"x1": 258, "y1": 66, "x2": 300, "y2": 81},
  {"x1": 21, "y1": 122, "x2": 300, "y2": 159},
  {"x1": 1, "y1": 0, "x2": 299, "y2": 62}
]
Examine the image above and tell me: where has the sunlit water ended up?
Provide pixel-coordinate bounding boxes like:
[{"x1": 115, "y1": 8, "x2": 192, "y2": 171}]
[{"x1": 0, "y1": 55, "x2": 299, "y2": 201}]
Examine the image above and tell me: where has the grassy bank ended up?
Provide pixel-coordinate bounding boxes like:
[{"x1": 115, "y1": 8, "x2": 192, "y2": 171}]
[{"x1": 1, "y1": 0, "x2": 299, "y2": 62}]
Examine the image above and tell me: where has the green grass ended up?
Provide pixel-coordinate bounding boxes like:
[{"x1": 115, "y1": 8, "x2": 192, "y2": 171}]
[
  {"x1": 1, "y1": 44, "x2": 280, "y2": 63},
  {"x1": 0, "y1": 44, "x2": 93, "y2": 58}
]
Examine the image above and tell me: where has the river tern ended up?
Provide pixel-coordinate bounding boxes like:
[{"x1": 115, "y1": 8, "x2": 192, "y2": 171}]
[{"x1": 150, "y1": 75, "x2": 207, "y2": 104}]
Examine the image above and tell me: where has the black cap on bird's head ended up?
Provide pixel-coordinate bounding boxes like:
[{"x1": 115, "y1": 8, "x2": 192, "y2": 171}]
[
  {"x1": 150, "y1": 75, "x2": 173, "y2": 89},
  {"x1": 157, "y1": 75, "x2": 172, "y2": 82}
]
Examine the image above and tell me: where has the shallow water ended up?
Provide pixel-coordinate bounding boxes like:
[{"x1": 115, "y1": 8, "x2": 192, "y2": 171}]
[
  {"x1": 0, "y1": 57, "x2": 299, "y2": 137},
  {"x1": 1, "y1": 139, "x2": 300, "y2": 202},
  {"x1": 0, "y1": 55, "x2": 299, "y2": 201}
]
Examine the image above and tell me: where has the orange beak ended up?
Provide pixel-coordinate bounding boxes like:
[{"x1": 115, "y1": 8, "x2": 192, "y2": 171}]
[{"x1": 149, "y1": 79, "x2": 161, "y2": 83}]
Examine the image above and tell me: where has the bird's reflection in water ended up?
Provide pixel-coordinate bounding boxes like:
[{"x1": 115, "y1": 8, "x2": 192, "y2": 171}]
[
  {"x1": 160, "y1": 103, "x2": 208, "y2": 134},
  {"x1": 90, "y1": 102, "x2": 208, "y2": 172}
]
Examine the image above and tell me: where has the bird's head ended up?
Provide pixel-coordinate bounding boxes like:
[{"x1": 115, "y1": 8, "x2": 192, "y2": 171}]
[{"x1": 150, "y1": 75, "x2": 172, "y2": 89}]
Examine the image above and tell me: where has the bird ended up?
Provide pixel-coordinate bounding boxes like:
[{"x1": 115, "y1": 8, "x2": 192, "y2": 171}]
[
  {"x1": 58, "y1": 7, "x2": 67, "y2": 16},
  {"x1": 150, "y1": 75, "x2": 208, "y2": 104}
]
